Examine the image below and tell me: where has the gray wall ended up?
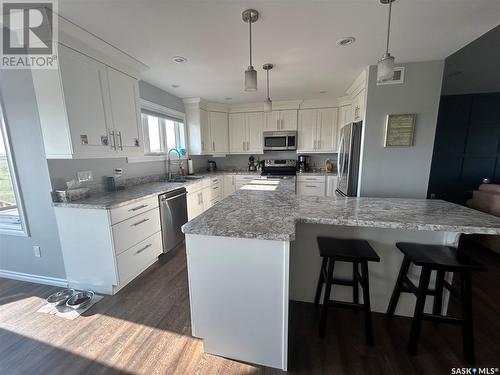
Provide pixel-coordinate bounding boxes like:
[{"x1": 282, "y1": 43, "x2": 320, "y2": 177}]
[
  {"x1": 139, "y1": 80, "x2": 185, "y2": 113},
  {"x1": 442, "y1": 25, "x2": 500, "y2": 95},
  {"x1": 0, "y1": 70, "x2": 66, "y2": 279},
  {"x1": 359, "y1": 61, "x2": 444, "y2": 198}
]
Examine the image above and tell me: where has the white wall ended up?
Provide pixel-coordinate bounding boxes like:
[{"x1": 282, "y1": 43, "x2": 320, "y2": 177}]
[
  {"x1": 359, "y1": 61, "x2": 444, "y2": 198},
  {"x1": 0, "y1": 70, "x2": 66, "y2": 280}
]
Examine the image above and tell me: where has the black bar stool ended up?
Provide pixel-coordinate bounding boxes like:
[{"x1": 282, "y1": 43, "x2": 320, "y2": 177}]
[
  {"x1": 314, "y1": 237, "x2": 380, "y2": 345},
  {"x1": 387, "y1": 242, "x2": 486, "y2": 364}
]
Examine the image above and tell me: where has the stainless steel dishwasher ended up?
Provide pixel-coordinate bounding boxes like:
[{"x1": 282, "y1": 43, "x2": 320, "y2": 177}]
[{"x1": 159, "y1": 187, "x2": 188, "y2": 253}]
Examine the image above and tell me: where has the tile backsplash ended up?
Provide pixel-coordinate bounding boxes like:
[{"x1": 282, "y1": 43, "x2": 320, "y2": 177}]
[{"x1": 47, "y1": 152, "x2": 337, "y2": 192}]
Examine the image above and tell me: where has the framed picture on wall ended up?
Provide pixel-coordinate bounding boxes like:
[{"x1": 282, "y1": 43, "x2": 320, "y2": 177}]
[{"x1": 384, "y1": 114, "x2": 417, "y2": 147}]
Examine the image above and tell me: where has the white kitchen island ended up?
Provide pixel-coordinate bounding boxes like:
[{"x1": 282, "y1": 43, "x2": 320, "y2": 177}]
[{"x1": 182, "y1": 180, "x2": 500, "y2": 370}]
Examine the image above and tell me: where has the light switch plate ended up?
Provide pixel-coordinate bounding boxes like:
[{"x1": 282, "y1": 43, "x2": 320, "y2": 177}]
[
  {"x1": 77, "y1": 170, "x2": 93, "y2": 183},
  {"x1": 33, "y1": 246, "x2": 41, "y2": 258}
]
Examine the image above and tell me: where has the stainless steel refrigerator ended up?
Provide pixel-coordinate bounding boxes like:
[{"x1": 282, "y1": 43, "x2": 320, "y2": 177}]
[{"x1": 336, "y1": 121, "x2": 363, "y2": 197}]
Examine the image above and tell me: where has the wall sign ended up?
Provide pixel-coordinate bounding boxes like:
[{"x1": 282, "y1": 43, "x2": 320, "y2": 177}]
[{"x1": 384, "y1": 114, "x2": 417, "y2": 147}]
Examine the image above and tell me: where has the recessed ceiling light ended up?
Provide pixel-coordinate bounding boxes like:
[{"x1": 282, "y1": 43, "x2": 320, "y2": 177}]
[
  {"x1": 224, "y1": 97, "x2": 232, "y2": 101},
  {"x1": 171, "y1": 56, "x2": 187, "y2": 64},
  {"x1": 171, "y1": 84, "x2": 180, "y2": 88},
  {"x1": 336, "y1": 37, "x2": 356, "y2": 47}
]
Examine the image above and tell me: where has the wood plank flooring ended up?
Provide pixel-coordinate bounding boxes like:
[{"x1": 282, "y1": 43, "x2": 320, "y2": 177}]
[{"x1": 1, "y1": 241, "x2": 499, "y2": 375}]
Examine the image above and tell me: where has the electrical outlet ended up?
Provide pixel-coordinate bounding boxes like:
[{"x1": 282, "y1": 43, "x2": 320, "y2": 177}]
[
  {"x1": 33, "y1": 246, "x2": 41, "y2": 258},
  {"x1": 77, "y1": 170, "x2": 93, "y2": 183}
]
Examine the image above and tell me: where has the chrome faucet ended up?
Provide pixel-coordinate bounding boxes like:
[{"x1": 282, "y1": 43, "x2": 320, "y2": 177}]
[{"x1": 167, "y1": 148, "x2": 182, "y2": 180}]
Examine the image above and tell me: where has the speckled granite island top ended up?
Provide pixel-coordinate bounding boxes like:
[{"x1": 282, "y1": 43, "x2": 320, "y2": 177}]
[{"x1": 182, "y1": 179, "x2": 500, "y2": 241}]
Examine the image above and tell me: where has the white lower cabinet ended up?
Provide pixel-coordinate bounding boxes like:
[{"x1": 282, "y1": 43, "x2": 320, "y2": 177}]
[
  {"x1": 54, "y1": 195, "x2": 162, "y2": 295},
  {"x1": 116, "y1": 232, "x2": 163, "y2": 285},
  {"x1": 186, "y1": 176, "x2": 224, "y2": 220},
  {"x1": 296, "y1": 175, "x2": 337, "y2": 197}
]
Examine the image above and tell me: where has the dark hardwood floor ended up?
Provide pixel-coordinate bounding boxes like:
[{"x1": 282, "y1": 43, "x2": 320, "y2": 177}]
[{"x1": 1, "y1": 241, "x2": 499, "y2": 375}]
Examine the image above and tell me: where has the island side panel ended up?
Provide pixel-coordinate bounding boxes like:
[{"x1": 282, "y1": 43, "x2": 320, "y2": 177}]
[
  {"x1": 291, "y1": 223, "x2": 459, "y2": 317},
  {"x1": 185, "y1": 234, "x2": 290, "y2": 371}
]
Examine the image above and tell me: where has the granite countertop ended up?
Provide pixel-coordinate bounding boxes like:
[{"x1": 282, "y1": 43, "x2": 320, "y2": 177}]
[
  {"x1": 52, "y1": 171, "x2": 262, "y2": 209},
  {"x1": 182, "y1": 179, "x2": 500, "y2": 241}
]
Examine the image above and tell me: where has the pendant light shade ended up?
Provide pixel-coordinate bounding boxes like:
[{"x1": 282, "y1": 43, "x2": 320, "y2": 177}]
[
  {"x1": 377, "y1": 0, "x2": 396, "y2": 83},
  {"x1": 377, "y1": 53, "x2": 395, "y2": 82},
  {"x1": 263, "y1": 63, "x2": 273, "y2": 112},
  {"x1": 245, "y1": 66, "x2": 258, "y2": 91},
  {"x1": 242, "y1": 9, "x2": 259, "y2": 91}
]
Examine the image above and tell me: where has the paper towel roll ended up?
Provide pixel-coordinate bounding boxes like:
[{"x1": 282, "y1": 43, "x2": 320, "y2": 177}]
[{"x1": 187, "y1": 158, "x2": 194, "y2": 175}]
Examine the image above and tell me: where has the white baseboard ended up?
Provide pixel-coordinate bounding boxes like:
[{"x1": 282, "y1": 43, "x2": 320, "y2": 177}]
[{"x1": 0, "y1": 269, "x2": 68, "y2": 288}]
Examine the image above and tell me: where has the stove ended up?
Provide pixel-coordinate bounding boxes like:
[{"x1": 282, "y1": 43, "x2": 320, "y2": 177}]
[{"x1": 261, "y1": 159, "x2": 297, "y2": 177}]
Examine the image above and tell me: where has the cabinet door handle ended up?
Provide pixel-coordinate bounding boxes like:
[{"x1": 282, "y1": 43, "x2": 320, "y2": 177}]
[
  {"x1": 109, "y1": 130, "x2": 116, "y2": 150},
  {"x1": 131, "y1": 218, "x2": 150, "y2": 227},
  {"x1": 135, "y1": 243, "x2": 152, "y2": 254},
  {"x1": 317, "y1": 140, "x2": 321, "y2": 149},
  {"x1": 201, "y1": 141, "x2": 204, "y2": 151},
  {"x1": 213, "y1": 141, "x2": 215, "y2": 151},
  {"x1": 117, "y1": 131, "x2": 123, "y2": 150},
  {"x1": 129, "y1": 204, "x2": 148, "y2": 212}
]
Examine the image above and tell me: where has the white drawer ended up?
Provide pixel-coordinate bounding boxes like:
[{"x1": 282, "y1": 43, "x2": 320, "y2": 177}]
[
  {"x1": 210, "y1": 184, "x2": 222, "y2": 200},
  {"x1": 297, "y1": 175, "x2": 326, "y2": 183},
  {"x1": 210, "y1": 176, "x2": 221, "y2": 185},
  {"x1": 235, "y1": 175, "x2": 257, "y2": 183},
  {"x1": 112, "y1": 208, "x2": 161, "y2": 255},
  {"x1": 186, "y1": 180, "x2": 205, "y2": 194},
  {"x1": 296, "y1": 181, "x2": 326, "y2": 196},
  {"x1": 116, "y1": 231, "x2": 162, "y2": 285},
  {"x1": 109, "y1": 195, "x2": 159, "y2": 225}
]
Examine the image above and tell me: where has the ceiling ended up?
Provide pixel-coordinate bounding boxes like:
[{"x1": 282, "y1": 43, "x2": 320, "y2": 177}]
[{"x1": 58, "y1": 0, "x2": 500, "y2": 104}]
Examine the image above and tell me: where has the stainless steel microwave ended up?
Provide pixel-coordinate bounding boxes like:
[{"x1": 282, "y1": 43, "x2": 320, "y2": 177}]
[{"x1": 263, "y1": 131, "x2": 297, "y2": 151}]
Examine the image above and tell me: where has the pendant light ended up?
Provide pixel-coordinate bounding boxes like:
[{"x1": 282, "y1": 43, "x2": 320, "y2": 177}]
[
  {"x1": 263, "y1": 64, "x2": 273, "y2": 113},
  {"x1": 377, "y1": 0, "x2": 396, "y2": 83},
  {"x1": 242, "y1": 9, "x2": 259, "y2": 91}
]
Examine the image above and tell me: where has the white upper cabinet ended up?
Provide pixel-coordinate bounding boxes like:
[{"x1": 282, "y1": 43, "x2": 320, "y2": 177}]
[
  {"x1": 298, "y1": 108, "x2": 338, "y2": 153},
  {"x1": 338, "y1": 105, "x2": 352, "y2": 127},
  {"x1": 106, "y1": 67, "x2": 143, "y2": 155},
  {"x1": 185, "y1": 104, "x2": 210, "y2": 155},
  {"x1": 32, "y1": 44, "x2": 143, "y2": 159},
  {"x1": 297, "y1": 109, "x2": 317, "y2": 152},
  {"x1": 229, "y1": 113, "x2": 246, "y2": 153},
  {"x1": 246, "y1": 112, "x2": 264, "y2": 153},
  {"x1": 208, "y1": 111, "x2": 229, "y2": 155},
  {"x1": 265, "y1": 110, "x2": 297, "y2": 131},
  {"x1": 352, "y1": 88, "x2": 366, "y2": 122},
  {"x1": 229, "y1": 112, "x2": 264, "y2": 154},
  {"x1": 316, "y1": 108, "x2": 338, "y2": 152}
]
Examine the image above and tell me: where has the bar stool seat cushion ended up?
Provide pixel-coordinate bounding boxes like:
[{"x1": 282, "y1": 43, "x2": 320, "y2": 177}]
[
  {"x1": 317, "y1": 237, "x2": 380, "y2": 262},
  {"x1": 395, "y1": 242, "x2": 485, "y2": 271}
]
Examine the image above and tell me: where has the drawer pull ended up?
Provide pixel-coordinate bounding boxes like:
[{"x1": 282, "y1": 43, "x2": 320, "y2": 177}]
[
  {"x1": 129, "y1": 204, "x2": 148, "y2": 212},
  {"x1": 305, "y1": 185, "x2": 318, "y2": 188},
  {"x1": 131, "y1": 218, "x2": 150, "y2": 227},
  {"x1": 135, "y1": 243, "x2": 152, "y2": 254},
  {"x1": 213, "y1": 186, "x2": 219, "y2": 190}
]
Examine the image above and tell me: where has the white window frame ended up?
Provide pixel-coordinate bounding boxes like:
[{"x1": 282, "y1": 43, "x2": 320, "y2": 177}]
[
  {"x1": 0, "y1": 98, "x2": 29, "y2": 236},
  {"x1": 128, "y1": 99, "x2": 187, "y2": 163}
]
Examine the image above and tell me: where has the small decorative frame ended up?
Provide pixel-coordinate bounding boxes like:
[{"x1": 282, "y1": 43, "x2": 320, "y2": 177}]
[
  {"x1": 384, "y1": 113, "x2": 416, "y2": 147},
  {"x1": 377, "y1": 66, "x2": 405, "y2": 85}
]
